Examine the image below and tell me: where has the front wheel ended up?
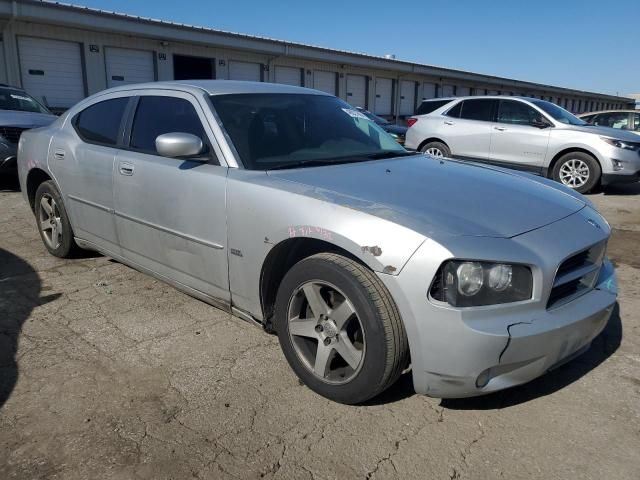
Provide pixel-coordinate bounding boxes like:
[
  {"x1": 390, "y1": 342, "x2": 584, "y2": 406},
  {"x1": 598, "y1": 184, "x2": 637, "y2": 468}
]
[
  {"x1": 551, "y1": 152, "x2": 601, "y2": 194},
  {"x1": 274, "y1": 253, "x2": 409, "y2": 404},
  {"x1": 420, "y1": 141, "x2": 451, "y2": 158}
]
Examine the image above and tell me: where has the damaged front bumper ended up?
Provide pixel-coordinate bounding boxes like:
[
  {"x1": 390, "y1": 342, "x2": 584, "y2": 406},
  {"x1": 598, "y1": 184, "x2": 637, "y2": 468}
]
[{"x1": 382, "y1": 258, "x2": 617, "y2": 398}]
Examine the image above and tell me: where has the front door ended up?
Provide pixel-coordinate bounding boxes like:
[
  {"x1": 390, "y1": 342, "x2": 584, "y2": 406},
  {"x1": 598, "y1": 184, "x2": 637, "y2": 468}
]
[
  {"x1": 489, "y1": 99, "x2": 551, "y2": 170},
  {"x1": 113, "y1": 92, "x2": 229, "y2": 300}
]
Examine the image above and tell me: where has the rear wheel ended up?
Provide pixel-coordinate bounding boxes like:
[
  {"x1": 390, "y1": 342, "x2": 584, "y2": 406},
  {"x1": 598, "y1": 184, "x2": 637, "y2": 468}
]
[
  {"x1": 420, "y1": 141, "x2": 450, "y2": 158},
  {"x1": 551, "y1": 152, "x2": 601, "y2": 194},
  {"x1": 274, "y1": 253, "x2": 409, "y2": 404},
  {"x1": 35, "y1": 180, "x2": 80, "y2": 258}
]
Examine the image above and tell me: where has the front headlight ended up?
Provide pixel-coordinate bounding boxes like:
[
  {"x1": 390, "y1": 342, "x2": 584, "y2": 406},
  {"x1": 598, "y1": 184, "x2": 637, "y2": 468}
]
[
  {"x1": 600, "y1": 137, "x2": 640, "y2": 151},
  {"x1": 430, "y1": 260, "x2": 533, "y2": 307}
]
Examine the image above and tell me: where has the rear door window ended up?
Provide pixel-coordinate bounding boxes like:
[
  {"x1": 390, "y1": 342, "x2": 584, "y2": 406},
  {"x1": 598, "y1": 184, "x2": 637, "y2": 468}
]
[
  {"x1": 130, "y1": 96, "x2": 208, "y2": 154},
  {"x1": 74, "y1": 97, "x2": 129, "y2": 146},
  {"x1": 459, "y1": 99, "x2": 496, "y2": 122}
]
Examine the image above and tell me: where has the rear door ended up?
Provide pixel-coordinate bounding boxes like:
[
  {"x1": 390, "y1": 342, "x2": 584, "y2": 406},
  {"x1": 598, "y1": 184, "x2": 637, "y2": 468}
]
[
  {"x1": 488, "y1": 99, "x2": 551, "y2": 169},
  {"x1": 442, "y1": 98, "x2": 496, "y2": 160},
  {"x1": 113, "y1": 92, "x2": 229, "y2": 300},
  {"x1": 54, "y1": 95, "x2": 131, "y2": 254}
]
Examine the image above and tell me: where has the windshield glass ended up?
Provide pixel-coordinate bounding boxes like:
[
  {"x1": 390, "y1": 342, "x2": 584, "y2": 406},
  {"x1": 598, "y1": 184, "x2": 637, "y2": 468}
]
[
  {"x1": 357, "y1": 108, "x2": 389, "y2": 125},
  {"x1": 0, "y1": 87, "x2": 50, "y2": 114},
  {"x1": 530, "y1": 99, "x2": 586, "y2": 126},
  {"x1": 210, "y1": 94, "x2": 406, "y2": 170}
]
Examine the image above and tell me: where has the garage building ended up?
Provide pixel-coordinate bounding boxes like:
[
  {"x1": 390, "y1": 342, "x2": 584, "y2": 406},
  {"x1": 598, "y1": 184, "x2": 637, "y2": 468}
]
[{"x1": 0, "y1": 0, "x2": 633, "y2": 116}]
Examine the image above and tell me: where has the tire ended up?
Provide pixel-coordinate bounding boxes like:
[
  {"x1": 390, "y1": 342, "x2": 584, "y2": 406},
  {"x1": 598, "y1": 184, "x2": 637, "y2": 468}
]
[
  {"x1": 551, "y1": 152, "x2": 601, "y2": 194},
  {"x1": 34, "y1": 180, "x2": 80, "y2": 258},
  {"x1": 420, "y1": 141, "x2": 450, "y2": 158},
  {"x1": 274, "y1": 252, "x2": 409, "y2": 404}
]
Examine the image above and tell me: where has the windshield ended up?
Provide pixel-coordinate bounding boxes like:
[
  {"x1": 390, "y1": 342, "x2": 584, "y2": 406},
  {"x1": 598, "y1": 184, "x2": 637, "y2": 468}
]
[
  {"x1": 0, "y1": 87, "x2": 50, "y2": 114},
  {"x1": 210, "y1": 93, "x2": 407, "y2": 170},
  {"x1": 357, "y1": 108, "x2": 390, "y2": 125},
  {"x1": 530, "y1": 99, "x2": 586, "y2": 126}
]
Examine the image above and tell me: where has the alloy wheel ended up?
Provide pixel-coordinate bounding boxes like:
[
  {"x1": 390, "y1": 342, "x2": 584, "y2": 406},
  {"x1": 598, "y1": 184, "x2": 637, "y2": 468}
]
[
  {"x1": 425, "y1": 147, "x2": 444, "y2": 157},
  {"x1": 287, "y1": 280, "x2": 365, "y2": 384},
  {"x1": 38, "y1": 194, "x2": 63, "y2": 249},
  {"x1": 559, "y1": 159, "x2": 590, "y2": 188}
]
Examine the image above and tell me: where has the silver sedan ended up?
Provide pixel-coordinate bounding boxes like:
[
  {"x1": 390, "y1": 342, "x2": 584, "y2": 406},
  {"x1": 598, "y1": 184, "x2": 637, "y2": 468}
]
[{"x1": 18, "y1": 81, "x2": 618, "y2": 403}]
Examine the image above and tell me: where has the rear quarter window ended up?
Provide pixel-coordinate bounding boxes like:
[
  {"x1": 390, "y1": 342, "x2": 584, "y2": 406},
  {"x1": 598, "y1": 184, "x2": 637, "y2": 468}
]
[{"x1": 415, "y1": 99, "x2": 452, "y2": 115}]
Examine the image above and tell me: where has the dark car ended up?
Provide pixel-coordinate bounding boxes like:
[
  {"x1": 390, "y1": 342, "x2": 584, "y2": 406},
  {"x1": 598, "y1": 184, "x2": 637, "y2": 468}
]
[
  {"x1": 0, "y1": 85, "x2": 57, "y2": 173},
  {"x1": 355, "y1": 107, "x2": 407, "y2": 145}
]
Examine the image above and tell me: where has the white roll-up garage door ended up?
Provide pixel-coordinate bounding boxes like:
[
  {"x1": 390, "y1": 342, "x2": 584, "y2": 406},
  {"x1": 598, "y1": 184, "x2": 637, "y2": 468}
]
[
  {"x1": 313, "y1": 70, "x2": 336, "y2": 95},
  {"x1": 105, "y1": 47, "x2": 155, "y2": 88},
  {"x1": 422, "y1": 82, "x2": 437, "y2": 100},
  {"x1": 229, "y1": 60, "x2": 262, "y2": 82},
  {"x1": 457, "y1": 86, "x2": 471, "y2": 97},
  {"x1": 18, "y1": 36, "x2": 85, "y2": 110},
  {"x1": 346, "y1": 74, "x2": 367, "y2": 108},
  {"x1": 399, "y1": 80, "x2": 415, "y2": 115},
  {"x1": 274, "y1": 66, "x2": 302, "y2": 86},
  {"x1": 441, "y1": 84, "x2": 455, "y2": 97},
  {"x1": 374, "y1": 77, "x2": 393, "y2": 115}
]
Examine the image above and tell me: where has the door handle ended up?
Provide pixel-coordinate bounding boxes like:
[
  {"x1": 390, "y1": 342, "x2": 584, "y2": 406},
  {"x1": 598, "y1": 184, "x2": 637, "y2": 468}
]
[
  {"x1": 444, "y1": 120, "x2": 454, "y2": 125},
  {"x1": 119, "y1": 162, "x2": 134, "y2": 176},
  {"x1": 53, "y1": 149, "x2": 65, "y2": 160},
  {"x1": 494, "y1": 126, "x2": 507, "y2": 131}
]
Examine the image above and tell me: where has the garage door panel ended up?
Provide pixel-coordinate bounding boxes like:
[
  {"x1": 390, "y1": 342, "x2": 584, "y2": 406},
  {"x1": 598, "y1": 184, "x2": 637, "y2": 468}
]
[
  {"x1": 346, "y1": 74, "x2": 366, "y2": 108},
  {"x1": 18, "y1": 36, "x2": 85, "y2": 110},
  {"x1": 422, "y1": 82, "x2": 437, "y2": 100},
  {"x1": 274, "y1": 66, "x2": 301, "y2": 86},
  {"x1": 374, "y1": 77, "x2": 392, "y2": 115},
  {"x1": 313, "y1": 70, "x2": 336, "y2": 95},
  {"x1": 399, "y1": 80, "x2": 415, "y2": 115},
  {"x1": 229, "y1": 61, "x2": 262, "y2": 82},
  {"x1": 105, "y1": 47, "x2": 155, "y2": 88}
]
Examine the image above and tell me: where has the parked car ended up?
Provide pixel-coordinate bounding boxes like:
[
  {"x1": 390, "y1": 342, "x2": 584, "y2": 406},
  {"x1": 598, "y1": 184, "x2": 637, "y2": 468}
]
[
  {"x1": 578, "y1": 110, "x2": 640, "y2": 135},
  {"x1": 405, "y1": 96, "x2": 640, "y2": 193},
  {"x1": 18, "y1": 81, "x2": 617, "y2": 404},
  {"x1": 0, "y1": 84, "x2": 56, "y2": 173},
  {"x1": 354, "y1": 107, "x2": 407, "y2": 144}
]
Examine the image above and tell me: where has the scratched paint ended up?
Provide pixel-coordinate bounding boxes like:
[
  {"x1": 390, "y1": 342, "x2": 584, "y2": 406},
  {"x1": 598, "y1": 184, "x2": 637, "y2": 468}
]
[
  {"x1": 288, "y1": 226, "x2": 333, "y2": 241},
  {"x1": 361, "y1": 245, "x2": 383, "y2": 257}
]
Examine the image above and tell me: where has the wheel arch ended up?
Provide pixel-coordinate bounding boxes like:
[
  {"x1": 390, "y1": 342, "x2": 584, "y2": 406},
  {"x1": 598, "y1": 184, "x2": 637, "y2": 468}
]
[
  {"x1": 417, "y1": 137, "x2": 449, "y2": 152},
  {"x1": 259, "y1": 237, "x2": 368, "y2": 329},
  {"x1": 547, "y1": 147, "x2": 601, "y2": 179},
  {"x1": 26, "y1": 168, "x2": 53, "y2": 212}
]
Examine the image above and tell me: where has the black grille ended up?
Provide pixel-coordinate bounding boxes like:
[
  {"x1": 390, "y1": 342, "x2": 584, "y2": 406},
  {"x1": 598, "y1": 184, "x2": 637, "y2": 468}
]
[
  {"x1": 547, "y1": 241, "x2": 606, "y2": 309},
  {"x1": 0, "y1": 126, "x2": 28, "y2": 144}
]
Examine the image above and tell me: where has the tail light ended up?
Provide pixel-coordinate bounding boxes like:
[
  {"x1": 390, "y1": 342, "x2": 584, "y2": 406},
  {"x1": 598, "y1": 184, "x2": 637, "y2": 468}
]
[{"x1": 407, "y1": 118, "x2": 418, "y2": 128}]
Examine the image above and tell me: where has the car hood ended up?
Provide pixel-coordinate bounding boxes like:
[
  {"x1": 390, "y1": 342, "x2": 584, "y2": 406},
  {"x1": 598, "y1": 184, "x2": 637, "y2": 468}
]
[
  {"x1": 267, "y1": 154, "x2": 586, "y2": 238},
  {"x1": 0, "y1": 110, "x2": 57, "y2": 127},
  {"x1": 563, "y1": 123, "x2": 640, "y2": 141},
  {"x1": 382, "y1": 124, "x2": 408, "y2": 136}
]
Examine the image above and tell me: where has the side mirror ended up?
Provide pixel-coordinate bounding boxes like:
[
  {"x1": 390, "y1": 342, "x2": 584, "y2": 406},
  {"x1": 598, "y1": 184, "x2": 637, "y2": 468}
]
[{"x1": 155, "y1": 132, "x2": 204, "y2": 159}]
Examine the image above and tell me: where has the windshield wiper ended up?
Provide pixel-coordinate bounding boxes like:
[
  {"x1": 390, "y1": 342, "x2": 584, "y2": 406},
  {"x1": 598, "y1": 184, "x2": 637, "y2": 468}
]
[
  {"x1": 268, "y1": 151, "x2": 416, "y2": 170},
  {"x1": 362, "y1": 150, "x2": 417, "y2": 160}
]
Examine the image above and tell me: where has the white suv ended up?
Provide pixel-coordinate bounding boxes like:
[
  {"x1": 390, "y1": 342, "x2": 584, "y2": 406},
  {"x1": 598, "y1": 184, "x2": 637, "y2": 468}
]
[{"x1": 405, "y1": 96, "x2": 640, "y2": 193}]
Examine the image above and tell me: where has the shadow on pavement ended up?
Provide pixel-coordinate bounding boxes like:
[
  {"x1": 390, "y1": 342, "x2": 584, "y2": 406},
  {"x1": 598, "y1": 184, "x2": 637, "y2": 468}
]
[
  {"x1": 0, "y1": 173, "x2": 20, "y2": 192},
  {"x1": 0, "y1": 248, "x2": 60, "y2": 409},
  {"x1": 601, "y1": 182, "x2": 640, "y2": 196},
  {"x1": 441, "y1": 302, "x2": 622, "y2": 411}
]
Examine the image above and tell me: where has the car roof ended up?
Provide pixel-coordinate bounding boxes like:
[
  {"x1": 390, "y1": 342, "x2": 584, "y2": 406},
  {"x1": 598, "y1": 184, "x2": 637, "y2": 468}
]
[
  {"x1": 99, "y1": 80, "x2": 330, "y2": 97},
  {"x1": 578, "y1": 110, "x2": 638, "y2": 116}
]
